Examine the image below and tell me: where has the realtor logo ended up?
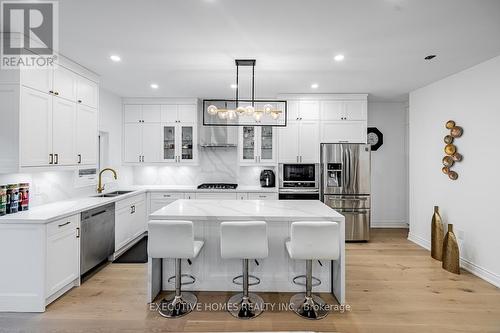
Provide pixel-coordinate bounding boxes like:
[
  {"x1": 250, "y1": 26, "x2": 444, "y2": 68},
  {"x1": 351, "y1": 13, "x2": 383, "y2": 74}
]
[{"x1": 1, "y1": 1, "x2": 58, "y2": 69}]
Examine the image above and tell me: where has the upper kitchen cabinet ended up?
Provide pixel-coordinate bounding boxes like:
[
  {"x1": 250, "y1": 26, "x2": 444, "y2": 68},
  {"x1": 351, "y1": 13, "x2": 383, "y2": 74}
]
[
  {"x1": 321, "y1": 99, "x2": 367, "y2": 121},
  {"x1": 76, "y1": 76, "x2": 98, "y2": 108},
  {"x1": 238, "y1": 126, "x2": 277, "y2": 165},
  {"x1": 122, "y1": 99, "x2": 198, "y2": 165},
  {"x1": 278, "y1": 121, "x2": 319, "y2": 163},
  {"x1": 161, "y1": 104, "x2": 197, "y2": 123},
  {"x1": 0, "y1": 58, "x2": 100, "y2": 173},
  {"x1": 124, "y1": 104, "x2": 161, "y2": 123},
  {"x1": 287, "y1": 100, "x2": 320, "y2": 121}
]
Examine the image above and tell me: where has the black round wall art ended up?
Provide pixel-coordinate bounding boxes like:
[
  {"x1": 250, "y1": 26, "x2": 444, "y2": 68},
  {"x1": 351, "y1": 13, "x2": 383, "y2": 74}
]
[{"x1": 367, "y1": 127, "x2": 383, "y2": 151}]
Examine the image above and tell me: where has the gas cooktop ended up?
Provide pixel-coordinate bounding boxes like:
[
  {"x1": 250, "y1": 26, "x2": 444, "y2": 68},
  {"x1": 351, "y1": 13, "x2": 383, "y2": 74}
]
[{"x1": 197, "y1": 183, "x2": 238, "y2": 190}]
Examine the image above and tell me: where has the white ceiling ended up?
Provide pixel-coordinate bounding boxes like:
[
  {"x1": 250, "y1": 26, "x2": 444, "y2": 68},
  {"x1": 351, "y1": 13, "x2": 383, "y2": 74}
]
[{"x1": 59, "y1": 0, "x2": 500, "y2": 101}]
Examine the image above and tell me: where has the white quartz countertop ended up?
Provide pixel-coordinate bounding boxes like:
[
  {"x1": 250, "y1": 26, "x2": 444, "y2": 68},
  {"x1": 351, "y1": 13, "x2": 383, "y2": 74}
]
[
  {"x1": 0, "y1": 185, "x2": 278, "y2": 224},
  {"x1": 149, "y1": 199, "x2": 344, "y2": 222}
]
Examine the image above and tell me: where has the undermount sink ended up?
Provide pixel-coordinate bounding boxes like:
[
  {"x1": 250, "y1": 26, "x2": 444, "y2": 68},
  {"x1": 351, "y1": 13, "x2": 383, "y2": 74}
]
[{"x1": 93, "y1": 190, "x2": 133, "y2": 198}]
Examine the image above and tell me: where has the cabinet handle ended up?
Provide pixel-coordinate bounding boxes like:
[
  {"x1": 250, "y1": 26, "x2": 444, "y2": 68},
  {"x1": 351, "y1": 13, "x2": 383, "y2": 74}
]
[
  {"x1": 139, "y1": 155, "x2": 141, "y2": 162},
  {"x1": 163, "y1": 195, "x2": 171, "y2": 198},
  {"x1": 259, "y1": 195, "x2": 266, "y2": 198},
  {"x1": 49, "y1": 153, "x2": 53, "y2": 164},
  {"x1": 58, "y1": 221, "x2": 70, "y2": 228},
  {"x1": 131, "y1": 205, "x2": 135, "y2": 214},
  {"x1": 78, "y1": 100, "x2": 82, "y2": 103},
  {"x1": 77, "y1": 154, "x2": 82, "y2": 164},
  {"x1": 54, "y1": 91, "x2": 59, "y2": 96},
  {"x1": 300, "y1": 156, "x2": 303, "y2": 163},
  {"x1": 76, "y1": 227, "x2": 80, "y2": 238},
  {"x1": 54, "y1": 153, "x2": 59, "y2": 164},
  {"x1": 49, "y1": 90, "x2": 54, "y2": 94}
]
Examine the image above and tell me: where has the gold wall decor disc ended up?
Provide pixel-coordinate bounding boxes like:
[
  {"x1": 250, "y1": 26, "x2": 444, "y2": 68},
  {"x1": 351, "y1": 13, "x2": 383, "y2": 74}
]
[
  {"x1": 444, "y1": 135, "x2": 454, "y2": 144},
  {"x1": 444, "y1": 144, "x2": 456, "y2": 155},
  {"x1": 448, "y1": 171, "x2": 458, "y2": 180},
  {"x1": 442, "y1": 156, "x2": 454, "y2": 167},
  {"x1": 450, "y1": 126, "x2": 463, "y2": 138},
  {"x1": 445, "y1": 120, "x2": 456, "y2": 129},
  {"x1": 452, "y1": 152, "x2": 463, "y2": 162}
]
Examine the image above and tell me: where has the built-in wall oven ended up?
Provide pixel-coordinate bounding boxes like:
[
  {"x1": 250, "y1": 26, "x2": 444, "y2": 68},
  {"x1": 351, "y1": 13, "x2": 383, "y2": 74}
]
[{"x1": 278, "y1": 163, "x2": 320, "y2": 200}]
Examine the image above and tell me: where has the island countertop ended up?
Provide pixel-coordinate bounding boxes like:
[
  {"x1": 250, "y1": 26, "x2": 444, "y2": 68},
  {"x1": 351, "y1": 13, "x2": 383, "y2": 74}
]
[{"x1": 149, "y1": 199, "x2": 344, "y2": 222}]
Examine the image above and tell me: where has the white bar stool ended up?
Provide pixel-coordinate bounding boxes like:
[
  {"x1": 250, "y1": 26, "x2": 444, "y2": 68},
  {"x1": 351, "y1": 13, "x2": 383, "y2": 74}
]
[
  {"x1": 220, "y1": 221, "x2": 268, "y2": 319},
  {"x1": 285, "y1": 221, "x2": 340, "y2": 320},
  {"x1": 148, "y1": 220, "x2": 204, "y2": 318}
]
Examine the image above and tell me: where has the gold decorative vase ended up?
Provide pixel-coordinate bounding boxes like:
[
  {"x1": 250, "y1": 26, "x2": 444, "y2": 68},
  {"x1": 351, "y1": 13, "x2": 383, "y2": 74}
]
[
  {"x1": 442, "y1": 224, "x2": 460, "y2": 274},
  {"x1": 431, "y1": 206, "x2": 444, "y2": 261}
]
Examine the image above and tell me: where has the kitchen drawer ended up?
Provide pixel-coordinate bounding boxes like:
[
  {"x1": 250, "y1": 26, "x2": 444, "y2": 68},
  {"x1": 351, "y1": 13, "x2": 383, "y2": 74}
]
[
  {"x1": 195, "y1": 193, "x2": 238, "y2": 200},
  {"x1": 248, "y1": 192, "x2": 278, "y2": 200},
  {"x1": 47, "y1": 215, "x2": 79, "y2": 237},
  {"x1": 115, "y1": 193, "x2": 146, "y2": 211},
  {"x1": 150, "y1": 192, "x2": 184, "y2": 201}
]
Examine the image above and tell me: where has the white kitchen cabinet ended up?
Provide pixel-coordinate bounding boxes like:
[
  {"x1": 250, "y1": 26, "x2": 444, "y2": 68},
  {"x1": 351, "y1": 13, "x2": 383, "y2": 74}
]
[
  {"x1": 161, "y1": 123, "x2": 197, "y2": 164},
  {"x1": 52, "y1": 98, "x2": 77, "y2": 166},
  {"x1": 195, "y1": 193, "x2": 238, "y2": 200},
  {"x1": 287, "y1": 100, "x2": 320, "y2": 121},
  {"x1": 239, "y1": 126, "x2": 277, "y2": 165},
  {"x1": 20, "y1": 67, "x2": 52, "y2": 94},
  {"x1": 76, "y1": 76, "x2": 98, "y2": 108},
  {"x1": 321, "y1": 100, "x2": 367, "y2": 121},
  {"x1": 278, "y1": 121, "x2": 319, "y2": 163},
  {"x1": 46, "y1": 215, "x2": 80, "y2": 298},
  {"x1": 161, "y1": 104, "x2": 197, "y2": 123},
  {"x1": 299, "y1": 121, "x2": 320, "y2": 163},
  {"x1": 19, "y1": 87, "x2": 53, "y2": 167},
  {"x1": 123, "y1": 123, "x2": 162, "y2": 163},
  {"x1": 124, "y1": 104, "x2": 161, "y2": 123},
  {"x1": 149, "y1": 192, "x2": 184, "y2": 212},
  {"x1": 321, "y1": 121, "x2": 367, "y2": 143},
  {"x1": 76, "y1": 104, "x2": 98, "y2": 165},
  {"x1": 53, "y1": 66, "x2": 78, "y2": 102},
  {"x1": 248, "y1": 192, "x2": 278, "y2": 200},
  {"x1": 115, "y1": 194, "x2": 147, "y2": 252}
]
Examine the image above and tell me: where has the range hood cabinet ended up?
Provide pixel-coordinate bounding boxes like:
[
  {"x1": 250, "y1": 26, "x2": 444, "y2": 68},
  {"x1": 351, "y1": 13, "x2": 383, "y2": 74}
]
[{"x1": 199, "y1": 125, "x2": 238, "y2": 148}]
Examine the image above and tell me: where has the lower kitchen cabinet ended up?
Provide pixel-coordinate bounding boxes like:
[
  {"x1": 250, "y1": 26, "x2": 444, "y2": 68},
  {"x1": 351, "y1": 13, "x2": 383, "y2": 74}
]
[
  {"x1": 248, "y1": 192, "x2": 278, "y2": 200},
  {"x1": 115, "y1": 194, "x2": 147, "y2": 252},
  {"x1": 195, "y1": 193, "x2": 238, "y2": 200},
  {"x1": 46, "y1": 215, "x2": 80, "y2": 299},
  {"x1": 149, "y1": 192, "x2": 185, "y2": 213}
]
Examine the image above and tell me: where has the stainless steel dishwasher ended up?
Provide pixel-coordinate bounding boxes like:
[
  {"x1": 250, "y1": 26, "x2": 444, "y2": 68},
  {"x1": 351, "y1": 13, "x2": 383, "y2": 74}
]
[{"x1": 81, "y1": 203, "x2": 115, "y2": 275}]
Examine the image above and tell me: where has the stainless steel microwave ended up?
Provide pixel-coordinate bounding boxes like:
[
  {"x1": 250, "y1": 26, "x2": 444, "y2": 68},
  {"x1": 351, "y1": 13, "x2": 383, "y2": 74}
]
[{"x1": 278, "y1": 163, "x2": 319, "y2": 189}]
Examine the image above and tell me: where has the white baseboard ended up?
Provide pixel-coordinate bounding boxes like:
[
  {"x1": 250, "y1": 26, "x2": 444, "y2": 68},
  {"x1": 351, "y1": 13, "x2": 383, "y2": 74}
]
[
  {"x1": 372, "y1": 220, "x2": 409, "y2": 228},
  {"x1": 407, "y1": 233, "x2": 499, "y2": 288}
]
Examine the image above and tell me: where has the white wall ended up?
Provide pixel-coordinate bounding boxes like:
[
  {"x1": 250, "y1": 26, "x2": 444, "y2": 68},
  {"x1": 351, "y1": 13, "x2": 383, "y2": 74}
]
[
  {"x1": 368, "y1": 102, "x2": 408, "y2": 228},
  {"x1": 408, "y1": 55, "x2": 500, "y2": 287},
  {"x1": 0, "y1": 88, "x2": 131, "y2": 206}
]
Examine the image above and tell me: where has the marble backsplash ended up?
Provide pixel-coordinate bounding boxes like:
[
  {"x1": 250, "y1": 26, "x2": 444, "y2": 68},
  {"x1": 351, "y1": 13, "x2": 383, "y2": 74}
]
[{"x1": 132, "y1": 148, "x2": 275, "y2": 187}]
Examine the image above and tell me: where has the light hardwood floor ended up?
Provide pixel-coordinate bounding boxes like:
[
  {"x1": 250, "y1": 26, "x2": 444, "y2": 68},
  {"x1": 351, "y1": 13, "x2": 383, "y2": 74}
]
[{"x1": 1, "y1": 229, "x2": 499, "y2": 333}]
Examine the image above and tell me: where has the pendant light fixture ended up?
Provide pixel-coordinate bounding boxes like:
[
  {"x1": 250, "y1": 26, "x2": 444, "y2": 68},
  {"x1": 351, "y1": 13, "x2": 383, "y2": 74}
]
[{"x1": 203, "y1": 59, "x2": 287, "y2": 127}]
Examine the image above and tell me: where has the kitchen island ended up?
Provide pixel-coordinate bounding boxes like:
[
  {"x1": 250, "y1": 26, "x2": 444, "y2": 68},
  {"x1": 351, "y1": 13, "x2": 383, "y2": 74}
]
[{"x1": 148, "y1": 199, "x2": 346, "y2": 304}]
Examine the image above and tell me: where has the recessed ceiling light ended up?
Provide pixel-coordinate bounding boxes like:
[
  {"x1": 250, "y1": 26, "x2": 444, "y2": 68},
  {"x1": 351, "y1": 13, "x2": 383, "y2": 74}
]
[
  {"x1": 150, "y1": 83, "x2": 159, "y2": 89},
  {"x1": 110, "y1": 55, "x2": 121, "y2": 62},
  {"x1": 334, "y1": 54, "x2": 345, "y2": 62},
  {"x1": 230, "y1": 84, "x2": 237, "y2": 89},
  {"x1": 311, "y1": 83, "x2": 319, "y2": 89},
  {"x1": 425, "y1": 54, "x2": 437, "y2": 60}
]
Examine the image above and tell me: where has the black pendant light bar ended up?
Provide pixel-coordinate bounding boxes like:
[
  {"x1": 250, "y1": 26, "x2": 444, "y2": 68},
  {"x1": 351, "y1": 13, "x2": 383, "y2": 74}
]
[{"x1": 235, "y1": 59, "x2": 256, "y2": 107}]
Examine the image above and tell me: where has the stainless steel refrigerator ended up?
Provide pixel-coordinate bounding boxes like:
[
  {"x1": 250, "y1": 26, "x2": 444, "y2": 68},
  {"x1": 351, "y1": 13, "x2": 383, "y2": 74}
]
[{"x1": 320, "y1": 143, "x2": 371, "y2": 241}]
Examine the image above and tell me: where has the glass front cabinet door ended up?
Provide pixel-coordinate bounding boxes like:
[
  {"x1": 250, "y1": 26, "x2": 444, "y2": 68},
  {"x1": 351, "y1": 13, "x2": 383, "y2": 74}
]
[
  {"x1": 163, "y1": 124, "x2": 197, "y2": 164},
  {"x1": 239, "y1": 126, "x2": 276, "y2": 165}
]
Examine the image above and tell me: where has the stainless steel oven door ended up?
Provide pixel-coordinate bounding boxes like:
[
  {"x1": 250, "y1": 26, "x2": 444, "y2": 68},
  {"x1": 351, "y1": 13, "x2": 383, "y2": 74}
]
[
  {"x1": 340, "y1": 209, "x2": 370, "y2": 241},
  {"x1": 279, "y1": 163, "x2": 319, "y2": 189}
]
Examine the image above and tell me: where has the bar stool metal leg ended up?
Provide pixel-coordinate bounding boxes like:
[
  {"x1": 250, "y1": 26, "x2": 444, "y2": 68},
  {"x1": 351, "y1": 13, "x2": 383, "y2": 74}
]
[
  {"x1": 158, "y1": 259, "x2": 197, "y2": 318},
  {"x1": 227, "y1": 259, "x2": 265, "y2": 319},
  {"x1": 290, "y1": 260, "x2": 329, "y2": 320}
]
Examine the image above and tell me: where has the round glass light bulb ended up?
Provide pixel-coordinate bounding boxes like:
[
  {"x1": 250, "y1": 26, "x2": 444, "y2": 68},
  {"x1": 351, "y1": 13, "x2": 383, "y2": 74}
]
[
  {"x1": 236, "y1": 106, "x2": 246, "y2": 115},
  {"x1": 245, "y1": 105, "x2": 255, "y2": 115},
  {"x1": 271, "y1": 111, "x2": 280, "y2": 120},
  {"x1": 218, "y1": 111, "x2": 228, "y2": 119},
  {"x1": 227, "y1": 110, "x2": 237, "y2": 120},
  {"x1": 263, "y1": 104, "x2": 273, "y2": 114},
  {"x1": 207, "y1": 105, "x2": 218, "y2": 115},
  {"x1": 254, "y1": 111, "x2": 263, "y2": 122}
]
